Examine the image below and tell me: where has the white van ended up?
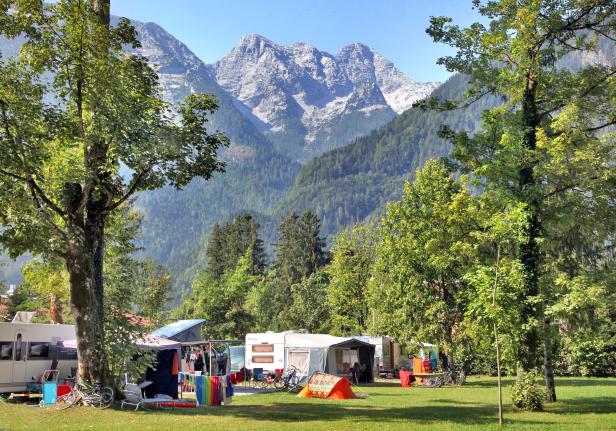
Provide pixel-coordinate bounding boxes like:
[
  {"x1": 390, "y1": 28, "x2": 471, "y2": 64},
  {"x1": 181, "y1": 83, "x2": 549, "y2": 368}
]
[{"x1": 0, "y1": 322, "x2": 77, "y2": 393}]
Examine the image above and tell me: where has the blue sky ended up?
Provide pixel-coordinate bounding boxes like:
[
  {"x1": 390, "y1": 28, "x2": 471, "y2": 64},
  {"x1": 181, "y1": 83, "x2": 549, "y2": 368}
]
[{"x1": 111, "y1": 0, "x2": 481, "y2": 83}]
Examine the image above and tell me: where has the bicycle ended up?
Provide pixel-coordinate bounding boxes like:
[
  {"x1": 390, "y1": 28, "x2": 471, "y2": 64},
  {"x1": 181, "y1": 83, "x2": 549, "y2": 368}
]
[
  {"x1": 258, "y1": 370, "x2": 284, "y2": 389},
  {"x1": 55, "y1": 380, "x2": 114, "y2": 410},
  {"x1": 279, "y1": 366, "x2": 302, "y2": 392}
]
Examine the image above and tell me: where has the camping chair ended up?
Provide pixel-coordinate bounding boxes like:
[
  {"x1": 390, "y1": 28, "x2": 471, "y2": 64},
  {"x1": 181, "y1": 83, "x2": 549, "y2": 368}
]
[
  {"x1": 121, "y1": 384, "x2": 144, "y2": 411},
  {"x1": 121, "y1": 382, "x2": 167, "y2": 411},
  {"x1": 252, "y1": 368, "x2": 264, "y2": 387}
]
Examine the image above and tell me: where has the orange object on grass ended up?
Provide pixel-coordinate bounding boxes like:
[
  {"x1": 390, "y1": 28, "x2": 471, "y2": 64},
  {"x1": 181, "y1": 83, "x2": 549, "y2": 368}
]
[{"x1": 297, "y1": 372, "x2": 356, "y2": 400}]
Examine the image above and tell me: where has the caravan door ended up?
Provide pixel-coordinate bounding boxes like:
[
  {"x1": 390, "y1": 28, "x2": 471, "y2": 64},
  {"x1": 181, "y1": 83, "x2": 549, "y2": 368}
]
[{"x1": 12, "y1": 331, "x2": 27, "y2": 387}]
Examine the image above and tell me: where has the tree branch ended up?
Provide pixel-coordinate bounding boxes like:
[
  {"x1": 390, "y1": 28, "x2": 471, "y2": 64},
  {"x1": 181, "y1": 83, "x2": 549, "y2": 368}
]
[{"x1": 104, "y1": 167, "x2": 151, "y2": 213}]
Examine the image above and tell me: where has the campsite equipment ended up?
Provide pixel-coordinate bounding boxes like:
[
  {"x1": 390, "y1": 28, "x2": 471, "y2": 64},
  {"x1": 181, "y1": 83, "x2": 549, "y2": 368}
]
[
  {"x1": 245, "y1": 332, "x2": 376, "y2": 382},
  {"x1": 297, "y1": 372, "x2": 357, "y2": 399},
  {"x1": 412, "y1": 372, "x2": 445, "y2": 387},
  {"x1": 399, "y1": 370, "x2": 414, "y2": 388},
  {"x1": 54, "y1": 381, "x2": 114, "y2": 410},
  {"x1": 121, "y1": 383, "x2": 196, "y2": 410},
  {"x1": 41, "y1": 382, "x2": 57, "y2": 406}
]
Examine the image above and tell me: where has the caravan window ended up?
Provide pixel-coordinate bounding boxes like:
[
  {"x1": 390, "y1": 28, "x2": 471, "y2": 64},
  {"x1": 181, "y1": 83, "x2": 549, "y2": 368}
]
[
  {"x1": 252, "y1": 344, "x2": 274, "y2": 353},
  {"x1": 28, "y1": 342, "x2": 50, "y2": 359},
  {"x1": 0, "y1": 342, "x2": 12, "y2": 360},
  {"x1": 252, "y1": 355, "x2": 274, "y2": 363}
]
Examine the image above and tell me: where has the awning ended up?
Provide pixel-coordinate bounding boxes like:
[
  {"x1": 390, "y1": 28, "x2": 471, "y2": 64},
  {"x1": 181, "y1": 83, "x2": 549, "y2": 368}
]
[
  {"x1": 61, "y1": 335, "x2": 181, "y2": 351},
  {"x1": 151, "y1": 319, "x2": 205, "y2": 343}
]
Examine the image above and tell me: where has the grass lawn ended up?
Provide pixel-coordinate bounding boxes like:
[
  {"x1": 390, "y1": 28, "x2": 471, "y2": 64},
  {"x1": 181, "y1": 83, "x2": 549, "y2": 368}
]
[{"x1": 1, "y1": 377, "x2": 615, "y2": 431}]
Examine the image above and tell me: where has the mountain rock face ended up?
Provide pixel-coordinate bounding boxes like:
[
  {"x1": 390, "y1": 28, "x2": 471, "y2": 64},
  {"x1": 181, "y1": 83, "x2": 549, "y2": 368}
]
[{"x1": 210, "y1": 35, "x2": 439, "y2": 161}]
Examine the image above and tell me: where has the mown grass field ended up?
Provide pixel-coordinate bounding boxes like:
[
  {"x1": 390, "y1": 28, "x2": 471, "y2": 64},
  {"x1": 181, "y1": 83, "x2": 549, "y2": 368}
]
[{"x1": 1, "y1": 377, "x2": 615, "y2": 431}]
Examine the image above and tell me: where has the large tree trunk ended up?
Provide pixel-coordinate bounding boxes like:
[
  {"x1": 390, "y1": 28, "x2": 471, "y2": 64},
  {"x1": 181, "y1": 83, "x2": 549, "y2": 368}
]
[
  {"x1": 519, "y1": 77, "x2": 541, "y2": 370},
  {"x1": 65, "y1": 188, "x2": 109, "y2": 385},
  {"x1": 543, "y1": 314, "x2": 557, "y2": 402},
  {"x1": 519, "y1": 74, "x2": 556, "y2": 401}
]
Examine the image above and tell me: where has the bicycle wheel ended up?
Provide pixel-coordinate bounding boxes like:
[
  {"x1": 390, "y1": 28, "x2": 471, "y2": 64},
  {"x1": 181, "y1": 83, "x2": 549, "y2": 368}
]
[
  {"x1": 55, "y1": 392, "x2": 79, "y2": 410},
  {"x1": 98, "y1": 387, "x2": 114, "y2": 409},
  {"x1": 273, "y1": 376, "x2": 285, "y2": 390},
  {"x1": 287, "y1": 374, "x2": 301, "y2": 392}
]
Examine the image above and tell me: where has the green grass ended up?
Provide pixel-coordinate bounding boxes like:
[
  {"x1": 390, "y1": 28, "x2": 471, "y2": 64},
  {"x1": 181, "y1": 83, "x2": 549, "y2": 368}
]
[{"x1": 1, "y1": 377, "x2": 615, "y2": 430}]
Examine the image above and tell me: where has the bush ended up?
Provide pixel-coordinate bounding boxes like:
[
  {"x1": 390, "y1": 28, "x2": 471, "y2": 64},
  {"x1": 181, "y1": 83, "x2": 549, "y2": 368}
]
[{"x1": 510, "y1": 370, "x2": 545, "y2": 411}]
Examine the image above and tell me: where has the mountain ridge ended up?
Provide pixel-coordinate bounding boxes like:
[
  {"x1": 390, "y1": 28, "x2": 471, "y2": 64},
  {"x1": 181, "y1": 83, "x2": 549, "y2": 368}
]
[{"x1": 209, "y1": 34, "x2": 439, "y2": 160}]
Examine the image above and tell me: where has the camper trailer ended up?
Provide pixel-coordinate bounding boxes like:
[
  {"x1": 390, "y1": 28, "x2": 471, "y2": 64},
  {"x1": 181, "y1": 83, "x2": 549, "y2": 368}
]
[
  {"x1": 0, "y1": 322, "x2": 77, "y2": 393},
  {"x1": 245, "y1": 332, "x2": 376, "y2": 382},
  {"x1": 245, "y1": 332, "x2": 286, "y2": 372},
  {"x1": 355, "y1": 336, "x2": 401, "y2": 373}
]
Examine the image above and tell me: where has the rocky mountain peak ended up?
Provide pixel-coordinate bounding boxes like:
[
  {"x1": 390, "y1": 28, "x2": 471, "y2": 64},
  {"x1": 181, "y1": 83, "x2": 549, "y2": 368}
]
[{"x1": 209, "y1": 35, "x2": 441, "y2": 160}]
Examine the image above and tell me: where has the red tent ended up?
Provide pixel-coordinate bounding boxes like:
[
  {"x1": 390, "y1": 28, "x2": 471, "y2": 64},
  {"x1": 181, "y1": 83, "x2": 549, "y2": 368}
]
[{"x1": 298, "y1": 372, "x2": 356, "y2": 400}]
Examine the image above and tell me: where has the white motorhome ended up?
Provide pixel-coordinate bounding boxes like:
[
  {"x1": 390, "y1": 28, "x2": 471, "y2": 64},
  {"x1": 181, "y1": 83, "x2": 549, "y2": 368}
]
[
  {"x1": 0, "y1": 321, "x2": 77, "y2": 393},
  {"x1": 355, "y1": 335, "x2": 400, "y2": 373}
]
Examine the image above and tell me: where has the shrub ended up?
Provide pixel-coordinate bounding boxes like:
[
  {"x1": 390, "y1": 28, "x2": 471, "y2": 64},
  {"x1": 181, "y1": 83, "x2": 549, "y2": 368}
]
[{"x1": 510, "y1": 370, "x2": 545, "y2": 411}]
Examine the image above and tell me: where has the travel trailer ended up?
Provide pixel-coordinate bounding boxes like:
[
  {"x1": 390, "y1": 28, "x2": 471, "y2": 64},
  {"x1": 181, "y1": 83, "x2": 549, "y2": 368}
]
[
  {"x1": 245, "y1": 331, "x2": 376, "y2": 382},
  {"x1": 0, "y1": 321, "x2": 77, "y2": 393}
]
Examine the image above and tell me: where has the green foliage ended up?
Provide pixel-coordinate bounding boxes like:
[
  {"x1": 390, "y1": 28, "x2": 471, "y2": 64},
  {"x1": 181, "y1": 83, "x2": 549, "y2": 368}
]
[
  {"x1": 206, "y1": 213, "x2": 266, "y2": 280},
  {"x1": 135, "y1": 261, "x2": 172, "y2": 326},
  {"x1": 103, "y1": 209, "x2": 156, "y2": 387},
  {"x1": 370, "y1": 159, "x2": 481, "y2": 360},
  {"x1": 272, "y1": 210, "x2": 328, "y2": 328},
  {"x1": 327, "y1": 225, "x2": 376, "y2": 336},
  {"x1": 286, "y1": 269, "x2": 331, "y2": 333},
  {"x1": 185, "y1": 252, "x2": 257, "y2": 339},
  {"x1": 244, "y1": 269, "x2": 278, "y2": 332},
  {"x1": 510, "y1": 370, "x2": 546, "y2": 411}
]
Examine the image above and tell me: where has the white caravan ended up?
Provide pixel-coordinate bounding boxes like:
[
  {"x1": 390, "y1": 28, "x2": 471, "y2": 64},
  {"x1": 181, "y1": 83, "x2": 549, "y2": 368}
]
[
  {"x1": 245, "y1": 332, "x2": 286, "y2": 372},
  {"x1": 0, "y1": 322, "x2": 77, "y2": 393},
  {"x1": 245, "y1": 332, "x2": 376, "y2": 382}
]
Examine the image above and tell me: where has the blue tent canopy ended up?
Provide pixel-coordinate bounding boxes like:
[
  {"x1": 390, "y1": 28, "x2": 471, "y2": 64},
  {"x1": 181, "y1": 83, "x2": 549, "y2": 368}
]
[{"x1": 151, "y1": 319, "x2": 205, "y2": 343}]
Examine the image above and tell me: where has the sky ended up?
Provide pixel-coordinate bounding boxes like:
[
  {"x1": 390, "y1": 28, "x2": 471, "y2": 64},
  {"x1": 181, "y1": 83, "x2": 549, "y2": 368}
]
[{"x1": 110, "y1": 0, "x2": 482, "y2": 83}]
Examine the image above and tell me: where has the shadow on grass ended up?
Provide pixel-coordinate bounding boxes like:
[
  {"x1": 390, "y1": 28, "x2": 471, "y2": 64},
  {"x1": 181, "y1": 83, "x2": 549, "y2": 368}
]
[
  {"x1": 545, "y1": 397, "x2": 616, "y2": 415},
  {"x1": 137, "y1": 400, "x2": 556, "y2": 427},
  {"x1": 552, "y1": 379, "x2": 616, "y2": 387}
]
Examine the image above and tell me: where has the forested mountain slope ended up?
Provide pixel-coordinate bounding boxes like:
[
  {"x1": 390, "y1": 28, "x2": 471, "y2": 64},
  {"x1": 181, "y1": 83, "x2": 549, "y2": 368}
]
[
  {"x1": 279, "y1": 73, "x2": 497, "y2": 235},
  {"x1": 128, "y1": 22, "x2": 301, "y2": 298}
]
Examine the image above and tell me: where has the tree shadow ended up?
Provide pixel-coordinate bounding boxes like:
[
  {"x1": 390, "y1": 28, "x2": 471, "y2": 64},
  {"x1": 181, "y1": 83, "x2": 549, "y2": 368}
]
[
  {"x1": 552, "y1": 379, "x2": 616, "y2": 387},
  {"x1": 545, "y1": 397, "x2": 616, "y2": 415},
  {"x1": 140, "y1": 400, "x2": 556, "y2": 427}
]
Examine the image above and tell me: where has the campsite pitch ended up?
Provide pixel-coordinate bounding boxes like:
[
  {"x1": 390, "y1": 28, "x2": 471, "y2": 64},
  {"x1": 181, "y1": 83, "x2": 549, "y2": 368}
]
[{"x1": 1, "y1": 377, "x2": 615, "y2": 430}]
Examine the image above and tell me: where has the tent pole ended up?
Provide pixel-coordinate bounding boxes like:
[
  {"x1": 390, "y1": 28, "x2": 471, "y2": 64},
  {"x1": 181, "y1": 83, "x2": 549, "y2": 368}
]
[{"x1": 209, "y1": 341, "x2": 212, "y2": 376}]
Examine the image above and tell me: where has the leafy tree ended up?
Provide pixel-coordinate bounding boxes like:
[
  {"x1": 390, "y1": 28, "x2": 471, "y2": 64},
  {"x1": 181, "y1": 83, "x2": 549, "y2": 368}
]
[
  {"x1": 370, "y1": 159, "x2": 481, "y2": 371},
  {"x1": 187, "y1": 252, "x2": 256, "y2": 339},
  {"x1": 136, "y1": 261, "x2": 172, "y2": 327},
  {"x1": 245, "y1": 269, "x2": 278, "y2": 332},
  {"x1": 21, "y1": 259, "x2": 70, "y2": 323},
  {"x1": 0, "y1": 1, "x2": 227, "y2": 384},
  {"x1": 327, "y1": 225, "x2": 376, "y2": 335},
  {"x1": 426, "y1": 0, "x2": 616, "y2": 401},
  {"x1": 286, "y1": 270, "x2": 331, "y2": 333},
  {"x1": 463, "y1": 202, "x2": 528, "y2": 425}
]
